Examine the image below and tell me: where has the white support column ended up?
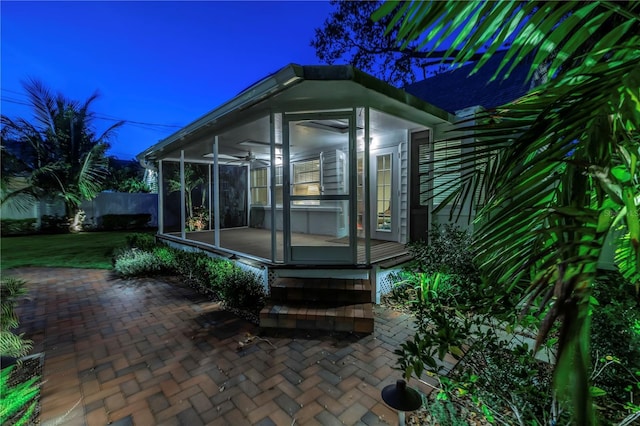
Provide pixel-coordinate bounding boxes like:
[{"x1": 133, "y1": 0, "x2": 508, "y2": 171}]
[
  {"x1": 349, "y1": 108, "x2": 358, "y2": 263},
  {"x1": 180, "y1": 151, "x2": 186, "y2": 240},
  {"x1": 158, "y1": 160, "x2": 164, "y2": 234},
  {"x1": 208, "y1": 161, "x2": 212, "y2": 231},
  {"x1": 269, "y1": 113, "x2": 278, "y2": 262},
  {"x1": 213, "y1": 137, "x2": 221, "y2": 248},
  {"x1": 364, "y1": 107, "x2": 371, "y2": 265}
]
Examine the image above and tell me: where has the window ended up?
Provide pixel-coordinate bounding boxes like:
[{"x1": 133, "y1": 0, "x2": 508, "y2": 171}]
[
  {"x1": 250, "y1": 160, "x2": 322, "y2": 206},
  {"x1": 376, "y1": 154, "x2": 392, "y2": 231},
  {"x1": 250, "y1": 168, "x2": 268, "y2": 205},
  {"x1": 250, "y1": 166, "x2": 284, "y2": 205},
  {"x1": 293, "y1": 159, "x2": 320, "y2": 205}
]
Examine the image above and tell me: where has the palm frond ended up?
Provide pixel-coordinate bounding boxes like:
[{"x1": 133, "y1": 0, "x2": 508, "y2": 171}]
[
  {"x1": 77, "y1": 145, "x2": 110, "y2": 201},
  {"x1": 22, "y1": 78, "x2": 58, "y2": 134},
  {"x1": 375, "y1": 1, "x2": 640, "y2": 82},
  {"x1": 374, "y1": 1, "x2": 640, "y2": 423}
]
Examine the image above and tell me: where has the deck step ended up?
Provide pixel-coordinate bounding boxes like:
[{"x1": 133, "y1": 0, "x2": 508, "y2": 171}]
[
  {"x1": 270, "y1": 277, "x2": 371, "y2": 304},
  {"x1": 260, "y1": 277, "x2": 374, "y2": 334},
  {"x1": 259, "y1": 302, "x2": 374, "y2": 333}
]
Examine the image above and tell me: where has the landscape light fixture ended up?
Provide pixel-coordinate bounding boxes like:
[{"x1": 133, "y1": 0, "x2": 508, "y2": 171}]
[{"x1": 381, "y1": 379, "x2": 422, "y2": 426}]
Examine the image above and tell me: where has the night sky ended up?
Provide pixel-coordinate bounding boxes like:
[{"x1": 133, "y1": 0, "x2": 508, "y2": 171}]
[{"x1": 1, "y1": 1, "x2": 335, "y2": 160}]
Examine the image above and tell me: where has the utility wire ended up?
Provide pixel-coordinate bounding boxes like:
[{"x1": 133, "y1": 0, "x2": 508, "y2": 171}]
[{"x1": 1, "y1": 89, "x2": 184, "y2": 129}]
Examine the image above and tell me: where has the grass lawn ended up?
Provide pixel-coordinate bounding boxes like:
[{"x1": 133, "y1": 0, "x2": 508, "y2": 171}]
[{"x1": 0, "y1": 231, "x2": 146, "y2": 270}]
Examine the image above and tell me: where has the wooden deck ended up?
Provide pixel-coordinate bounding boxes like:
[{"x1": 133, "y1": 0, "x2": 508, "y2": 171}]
[{"x1": 163, "y1": 228, "x2": 409, "y2": 266}]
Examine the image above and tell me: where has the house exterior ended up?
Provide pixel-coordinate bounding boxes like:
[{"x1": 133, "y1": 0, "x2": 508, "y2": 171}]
[
  {"x1": 137, "y1": 65, "x2": 457, "y2": 258},
  {"x1": 136, "y1": 62, "x2": 529, "y2": 332}
]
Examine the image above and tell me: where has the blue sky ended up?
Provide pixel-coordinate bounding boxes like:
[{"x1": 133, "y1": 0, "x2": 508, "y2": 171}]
[{"x1": 1, "y1": 1, "x2": 335, "y2": 160}]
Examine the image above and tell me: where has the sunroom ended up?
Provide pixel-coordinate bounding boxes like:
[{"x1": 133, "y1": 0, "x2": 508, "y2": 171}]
[{"x1": 137, "y1": 65, "x2": 452, "y2": 271}]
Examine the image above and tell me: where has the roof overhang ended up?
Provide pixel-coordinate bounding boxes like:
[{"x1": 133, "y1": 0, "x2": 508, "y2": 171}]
[{"x1": 137, "y1": 64, "x2": 454, "y2": 164}]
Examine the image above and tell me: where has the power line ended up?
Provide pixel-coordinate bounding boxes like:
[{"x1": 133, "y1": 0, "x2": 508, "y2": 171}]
[
  {"x1": 93, "y1": 113, "x2": 182, "y2": 128},
  {"x1": 1, "y1": 89, "x2": 184, "y2": 129}
]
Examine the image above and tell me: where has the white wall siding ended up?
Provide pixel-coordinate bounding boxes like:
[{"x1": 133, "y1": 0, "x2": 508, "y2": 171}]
[{"x1": 399, "y1": 135, "x2": 409, "y2": 244}]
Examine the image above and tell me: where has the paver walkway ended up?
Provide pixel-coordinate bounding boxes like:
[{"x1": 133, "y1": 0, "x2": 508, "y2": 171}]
[{"x1": 8, "y1": 268, "x2": 454, "y2": 425}]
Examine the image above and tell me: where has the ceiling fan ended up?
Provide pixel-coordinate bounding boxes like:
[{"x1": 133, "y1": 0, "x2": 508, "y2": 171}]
[{"x1": 226, "y1": 150, "x2": 270, "y2": 167}]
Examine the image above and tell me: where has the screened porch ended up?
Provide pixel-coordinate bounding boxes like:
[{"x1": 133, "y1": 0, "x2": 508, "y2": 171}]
[{"x1": 139, "y1": 65, "x2": 453, "y2": 267}]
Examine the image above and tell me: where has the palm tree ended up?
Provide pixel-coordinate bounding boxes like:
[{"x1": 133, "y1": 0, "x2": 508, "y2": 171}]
[
  {"x1": 374, "y1": 1, "x2": 639, "y2": 424},
  {"x1": 1, "y1": 79, "x2": 124, "y2": 231},
  {"x1": 167, "y1": 163, "x2": 208, "y2": 230}
]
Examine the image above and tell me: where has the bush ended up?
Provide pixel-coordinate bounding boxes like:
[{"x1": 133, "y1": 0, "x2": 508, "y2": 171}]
[
  {"x1": 392, "y1": 224, "x2": 491, "y2": 312},
  {"x1": 113, "y1": 249, "x2": 161, "y2": 277},
  {"x1": 0, "y1": 219, "x2": 37, "y2": 236},
  {"x1": 590, "y1": 271, "x2": 640, "y2": 421},
  {"x1": 423, "y1": 399, "x2": 471, "y2": 426},
  {"x1": 101, "y1": 214, "x2": 151, "y2": 230},
  {"x1": 406, "y1": 224, "x2": 477, "y2": 276},
  {"x1": 393, "y1": 225, "x2": 568, "y2": 424},
  {"x1": 39, "y1": 215, "x2": 68, "y2": 233},
  {"x1": 126, "y1": 233, "x2": 157, "y2": 251},
  {"x1": 171, "y1": 250, "x2": 204, "y2": 281},
  {"x1": 396, "y1": 284, "x2": 566, "y2": 425},
  {"x1": 113, "y1": 242, "x2": 266, "y2": 319},
  {"x1": 200, "y1": 257, "x2": 235, "y2": 295},
  {"x1": 0, "y1": 279, "x2": 39, "y2": 426},
  {"x1": 0, "y1": 365, "x2": 39, "y2": 426},
  {"x1": 221, "y1": 268, "x2": 266, "y2": 309},
  {"x1": 0, "y1": 278, "x2": 32, "y2": 358},
  {"x1": 152, "y1": 246, "x2": 177, "y2": 272}
]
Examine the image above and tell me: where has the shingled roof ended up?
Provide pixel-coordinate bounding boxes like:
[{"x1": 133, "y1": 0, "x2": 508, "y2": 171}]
[{"x1": 404, "y1": 51, "x2": 534, "y2": 114}]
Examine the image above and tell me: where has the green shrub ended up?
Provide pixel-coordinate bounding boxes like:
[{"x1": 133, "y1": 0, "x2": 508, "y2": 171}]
[
  {"x1": 114, "y1": 244, "x2": 265, "y2": 318},
  {"x1": 152, "y1": 246, "x2": 177, "y2": 272},
  {"x1": 221, "y1": 268, "x2": 266, "y2": 309},
  {"x1": 396, "y1": 287, "x2": 565, "y2": 425},
  {"x1": 0, "y1": 365, "x2": 39, "y2": 426},
  {"x1": 396, "y1": 224, "x2": 521, "y2": 315},
  {"x1": 0, "y1": 219, "x2": 37, "y2": 236},
  {"x1": 39, "y1": 215, "x2": 68, "y2": 233},
  {"x1": 113, "y1": 249, "x2": 161, "y2": 277},
  {"x1": 201, "y1": 258, "x2": 235, "y2": 295},
  {"x1": 590, "y1": 271, "x2": 640, "y2": 421},
  {"x1": 425, "y1": 400, "x2": 468, "y2": 426},
  {"x1": 406, "y1": 224, "x2": 477, "y2": 276},
  {"x1": 399, "y1": 225, "x2": 488, "y2": 309},
  {"x1": 0, "y1": 278, "x2": 32, "y2": 358},
  {"x1": 101, "y1": 214, "x2": 151, "y2": 230},
  {"x1": 172, "y1": 250, "x2": 204, "y2": 281},
  {"x1": 126, "y1": 233, "x2": 157, "y2": 251}
]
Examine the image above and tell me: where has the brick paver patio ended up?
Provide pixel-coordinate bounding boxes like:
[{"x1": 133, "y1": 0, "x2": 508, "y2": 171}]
[{"x1": 7, "y1": 268, "x2": 453, "y2": 425}]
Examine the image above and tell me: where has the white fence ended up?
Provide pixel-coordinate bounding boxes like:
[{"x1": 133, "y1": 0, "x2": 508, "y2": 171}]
[{"x1": 1, "y1": 192, "x2": 158, "y2": 228}]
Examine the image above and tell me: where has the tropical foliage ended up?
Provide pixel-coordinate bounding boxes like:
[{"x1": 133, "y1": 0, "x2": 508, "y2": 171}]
[
  {"x1": 166, "y1": 163, "x2": 209, "y2": 231},
  {"x1": 113, "y1": 239, "x2": 266, "y2": 312},
  {"x1": 0, "y1": 365, "x2": 39, "y2": 426},
  {"x1": 104, "y1": 158, "x2": 151, "y2": 193},
  {"x1": 391, "y1": 240, "x2": 639, "y2": 424},
  {"x1": 1, "y1": 79, "x2": 123, "y2": 230},
  {"x1": 312, "y1": 0, "x2": 502, "y2": 86},
  {"x1": 373, "y1": 1, "x2": 640, "y2": 424},
  {"x1": 0, "y1": 278, "x2": 32, "y2": 359}
]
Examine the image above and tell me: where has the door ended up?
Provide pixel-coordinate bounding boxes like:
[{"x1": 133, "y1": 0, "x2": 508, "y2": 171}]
[
  {"x1": 371, "y1": 147, "x2": 399, "y2": 241},
  {"x1": 283, "y1": 112, "x2": 356, "y2": 264}
]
